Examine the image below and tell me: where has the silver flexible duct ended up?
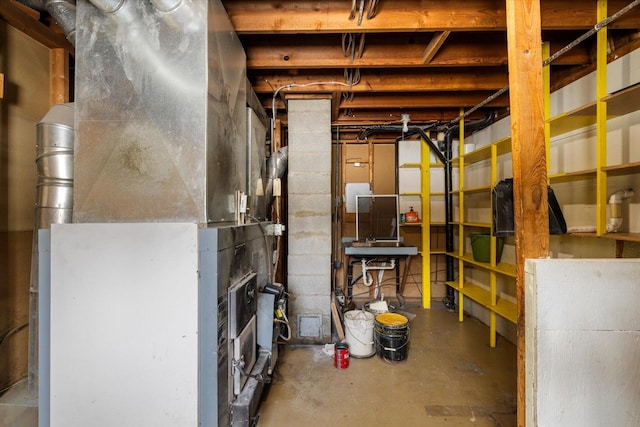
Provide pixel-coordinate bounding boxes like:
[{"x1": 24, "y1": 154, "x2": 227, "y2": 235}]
[
  {"x1": 265, "y1": 146, "x2": 288, "y2": 210},
  {"x1": 44, "y1": 0, "x2": 77, "y2": 46},
  {"x1": 149, "y1": 0, "x2": 203, "y2": 32},
  {"x1": 18, "y1": 0, "x2": 77, "y2": 46},
  {"x1": 29, "y1": 103, "x2": 75, "y2": 397},
  {"x1": 87, "y1": 0, "x2": 126, "y2": 13},
  {"x1": 17, "y1": 0, "x2": 46, "y2": 9}
]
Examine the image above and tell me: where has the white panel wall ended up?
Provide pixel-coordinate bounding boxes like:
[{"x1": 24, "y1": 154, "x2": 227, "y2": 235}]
[
  {"x1": 525, "y1": 259, "x2": 640, "y2": 427},
  {"x1": 50, "y1": 223, "x2": 200, "y2": 427}
]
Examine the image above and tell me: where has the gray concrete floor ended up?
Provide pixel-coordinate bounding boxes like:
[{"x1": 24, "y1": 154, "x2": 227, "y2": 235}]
[{"x1": 257, "y1": 304, "x2": 516, "y2": 426}]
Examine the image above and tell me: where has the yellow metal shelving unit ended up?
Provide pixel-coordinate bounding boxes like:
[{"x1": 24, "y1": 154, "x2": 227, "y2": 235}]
[
  {"x1": 398, "y1": 139, "x2": 431, "y2": 308},
  {"x1": 446, "y1": 112, "x2": 517, "y2": 347},
  {"x1": 446, "y1": 0, "x2": 640, "y2": 347},
  {"x1": 545, "y1": 0, "x2": 640, "y2": 244}
]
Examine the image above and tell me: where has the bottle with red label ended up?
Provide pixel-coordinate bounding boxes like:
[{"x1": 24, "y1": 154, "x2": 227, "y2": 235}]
[{"x1": 405, "y1": 206, "x2": 419, "y2": 223}]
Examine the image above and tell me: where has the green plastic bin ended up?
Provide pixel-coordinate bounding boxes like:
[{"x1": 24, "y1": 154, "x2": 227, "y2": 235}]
[{"x1": 470, "y1": 233, "x2": 504, "y2": 263}]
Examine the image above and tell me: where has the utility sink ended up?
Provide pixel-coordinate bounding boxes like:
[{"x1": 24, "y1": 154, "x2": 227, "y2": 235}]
[
  {"x1": 350, "y1": 240, "x2": 402, "y2": 248},
  {"x1": 342, "y1": 238, "x2": 417, "y2": 256}
]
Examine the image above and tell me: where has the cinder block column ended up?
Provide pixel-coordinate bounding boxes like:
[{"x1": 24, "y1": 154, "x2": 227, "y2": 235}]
[{"x1": 287, "y1": 98, "x2": 332, "y2": 342}]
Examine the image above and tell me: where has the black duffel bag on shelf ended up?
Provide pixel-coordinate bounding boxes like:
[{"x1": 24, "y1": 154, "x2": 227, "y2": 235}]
[{"x1": 492, "y1": 178, "x2": 567, "y2": 237}]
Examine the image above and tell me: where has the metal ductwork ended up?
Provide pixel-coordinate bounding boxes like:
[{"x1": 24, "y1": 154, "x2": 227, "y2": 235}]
[
  {"x1": 87, "y1": 0, "x2": 125, "y2": 13},
  {"x1": 35, "y1": 103, "x2": 75, "y2": 227},
  {"x1": 265, "y1": 146, "x2": 289, "y2": 212},
  {"x1": 44, "y1": 0, "x2": 77, "y2": 46},
  {"x1": 18, "y1": 0, "x2": 77, "y2": 46},
  {"x1": 29, "y1": 102, "x2": 75, "y2": 397},
  {"x1": 74, "y1": 0, "x2": 247, "y2": 223},
  {"x1": 17, "y1": 0, "x2": 46, "y2": 9},
  {"x1": 150, "y1": 0, "x2": 204, "y2": 32}
]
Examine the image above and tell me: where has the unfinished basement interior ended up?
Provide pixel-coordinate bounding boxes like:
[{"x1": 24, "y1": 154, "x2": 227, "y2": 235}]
[{"x1": 1, "y1": 1, "x2": 640, "y2": 426}]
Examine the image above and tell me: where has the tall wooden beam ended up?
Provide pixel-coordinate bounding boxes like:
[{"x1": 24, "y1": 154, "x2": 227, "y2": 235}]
[{"x1": 505, "y1": 1, "x2": 548, "y2": 426}]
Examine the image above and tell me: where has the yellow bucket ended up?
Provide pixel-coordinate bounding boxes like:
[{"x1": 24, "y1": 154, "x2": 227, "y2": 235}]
[
  {"x1": 375, "y1": 312, "x2": 408, "y2": 328},
  {"x1": 374, "y1": 312, "x2": 410, "y2": 362}
]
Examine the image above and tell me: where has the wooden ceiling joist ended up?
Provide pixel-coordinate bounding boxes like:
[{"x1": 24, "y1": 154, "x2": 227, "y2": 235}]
[
  {"x1": 251, "y1": 69, "x2": 508, "y2": 93},
  {"x1": 265, "y1": 91, "x2": 511, "y2": 111},
  {"x1": 243, "y1": 33, "x2": 590, "y2": 69},
  {"x1": 341, "y1": 92, "x2": 511, "y2": 109},
  {"x1": 0, "y1": 0, "x2": 73, "y2": 52},
  {"x1": 225, "y1": 0, "x2": 640, "y2": 34}
]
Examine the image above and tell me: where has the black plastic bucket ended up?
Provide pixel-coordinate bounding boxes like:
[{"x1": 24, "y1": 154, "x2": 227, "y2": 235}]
[{"x1": 374, "y1": 313, "x2": 409, "y2": 363}]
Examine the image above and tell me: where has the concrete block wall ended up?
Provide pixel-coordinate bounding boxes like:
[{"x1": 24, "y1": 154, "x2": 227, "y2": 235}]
[{"x1": 287, "y1": 98, "x2": 332, "y2": 342}]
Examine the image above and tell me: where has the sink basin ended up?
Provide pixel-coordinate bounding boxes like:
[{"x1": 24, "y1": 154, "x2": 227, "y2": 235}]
[{"x1": 350, "y1": 241, "x2": 402, "y2": 248}]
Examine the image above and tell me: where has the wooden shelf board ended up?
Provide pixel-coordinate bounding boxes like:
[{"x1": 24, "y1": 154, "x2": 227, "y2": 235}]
[
  {"x1": 462, "y1": 185, "x2": 491, "y2": 194},
  {"x1": 493, "y1": 298, "x2": 517, "y2": 323},
  {"x1": 399, "y1": 162, "x2": 422, "y2": 169},
  {"x1": 462, "y1": 222, "x2": 492, "y2": 229},
  {"x1": 495, "y1": 136, "x2": 512, "y2": 157},
  {"x1": 601, "y1": 232, "x2": 640, "y2": 243},
  {"x1": 548, "y1": 168, "x2": 597, "y2": 183},
  {"x1": 568, "y1": 231, "x2": 598, "y2": 238},
  {"x1": 430, "y1": 222, "x2": 446, "y2": 226},
  {"x1": 400, "y1": 192, "x2": 422, "y2": 197},
  {"x1": 547, "y1": 101, "x2": 597, "y2": 137},
  {"x1": 463, "y1": 144, "x2": 492, "y2": 165},
  {"x1": 445, "y1": 281, "x2": 516, "y2": 324},
  {"x1": 400, "y1": 222, "x2": 423, "y2": 227},
  {"x1": 459, "y1": 252, "x2": 517, "y2": 277},
  {"x1": 568, "y1": 231, "x2": 640, "y2": 243},
  {"x1": 430, "y1": 248, "x2": 447, "y2": 254},
  {"x1": 602, "y1": 161, "x2": 640, "y2": 176},
  {"x1": 603, "y1": 83, "x2": 640, "y2": 116}
]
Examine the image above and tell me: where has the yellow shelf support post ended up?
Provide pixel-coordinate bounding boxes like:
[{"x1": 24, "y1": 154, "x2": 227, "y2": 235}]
[
  {"x1": 543, "y1": 41, "x2": 551, "y2": 178},
  {"x1": 489, "y1": 143, "x2": 498, "y2": 347},
  {"x1": 457, "y1": 109, "x2": 465, "y2": 323},
  {"x1": 596, "y1": 0, "x2": 608, "y2": 236},
  {"x1": 421, "y1": 138, "x2": 431, "y2": 308}
]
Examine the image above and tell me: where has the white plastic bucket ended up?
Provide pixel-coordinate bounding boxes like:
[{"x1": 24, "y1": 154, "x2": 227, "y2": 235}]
[{"x1": 344, "y1": 310, "x2": 375, "y2": 358}]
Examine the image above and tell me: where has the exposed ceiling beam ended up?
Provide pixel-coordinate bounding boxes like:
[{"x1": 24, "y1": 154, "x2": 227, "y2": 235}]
[
  {"x1": 243, "y1": 35, "x2": 590, "y2": 69},
  {"x1": 331, "y1": 91, "x2": 342, "y2": 121},
  {"x1": 333, "y1": 108, "x2": 487, "y2": 124},
  {"x1": 0, "y1": 0, "x2": 73, "y2": 53},
  {"x1": 340, "y1": 92, "x2": 511, "y2": 109},
  {"x1": 266, "y1": 91, "x2": 511, "y2": 111},
  {"x1": 251, "y1": 69, "x2": 509, "y2": 93},
  {"x1": 422, "y1": 31, "x2": 451, "y2": 64},
  {"x1": 225, "y1": 0, "x2": 640, "y2": 34}
]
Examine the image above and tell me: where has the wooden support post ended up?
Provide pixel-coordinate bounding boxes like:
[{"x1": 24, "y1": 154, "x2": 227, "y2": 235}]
[
  {"x1": 505, "y1": 1, "x2": 548, "y2": 426},
  {"x1": 272, "y1": 118, "x2": 282, "y2": 151},
  {"x1": 50, "y1": 48, "x2": 69, "y2": 106},
  {"x1": 0, "y1": 72, "x2": 4, "y2": 99}
]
